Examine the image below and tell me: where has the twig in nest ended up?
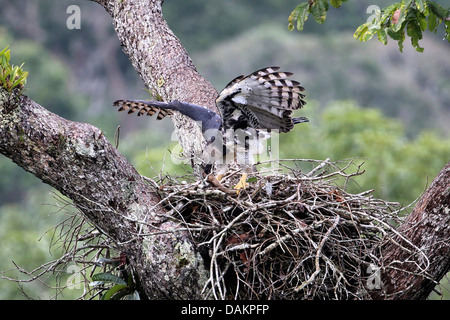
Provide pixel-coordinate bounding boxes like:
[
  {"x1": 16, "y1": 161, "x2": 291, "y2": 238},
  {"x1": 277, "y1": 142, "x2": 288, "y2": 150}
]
[
  {"x1": 205, "y1": 174, "x2": 236, "y2": 194},
  {"x1": 294, "y1": 216, "x2": 340, "y2": 292}
]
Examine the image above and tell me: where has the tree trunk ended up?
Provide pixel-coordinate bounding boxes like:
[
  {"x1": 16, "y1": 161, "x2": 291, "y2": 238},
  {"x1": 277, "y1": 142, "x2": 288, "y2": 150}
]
[{"x1": 371, "y1": 162, "x2": 450, "y2": 299}]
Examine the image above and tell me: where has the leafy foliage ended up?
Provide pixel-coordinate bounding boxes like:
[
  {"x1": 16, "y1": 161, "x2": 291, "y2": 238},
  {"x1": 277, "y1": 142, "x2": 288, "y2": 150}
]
[
  {"x1": 91, "y1": 272, "x2": 140, "y2": 300},
  {"x1": 354, "y1": 1, "x2": 450, "y2": 52},
  {"x1": 289, "y1": 1, "x2": 450, "y2": 52},
  {"x1": 288, "y1": 0, "x2": 349, "y2": 31},
  {"x1": 0, "y1": 46, "x2": 28, "y2": 92}
]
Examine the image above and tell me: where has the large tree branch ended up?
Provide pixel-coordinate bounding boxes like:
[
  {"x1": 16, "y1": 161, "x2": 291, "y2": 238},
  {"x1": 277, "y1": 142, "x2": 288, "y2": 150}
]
[{"x1": 0, "y1": 89, "x2": 207, "y2": 299}]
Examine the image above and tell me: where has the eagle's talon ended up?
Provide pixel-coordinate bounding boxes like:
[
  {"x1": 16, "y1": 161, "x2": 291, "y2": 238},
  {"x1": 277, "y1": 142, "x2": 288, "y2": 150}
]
[{"x1": 234, "y1": 173, "x2": 249, "y2": 194}]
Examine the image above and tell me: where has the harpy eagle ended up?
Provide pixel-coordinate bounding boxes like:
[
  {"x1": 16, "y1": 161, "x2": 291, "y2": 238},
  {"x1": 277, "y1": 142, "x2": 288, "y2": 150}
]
[{"x1": 114, "y1": 66, "x2": 308, "y2": 191}]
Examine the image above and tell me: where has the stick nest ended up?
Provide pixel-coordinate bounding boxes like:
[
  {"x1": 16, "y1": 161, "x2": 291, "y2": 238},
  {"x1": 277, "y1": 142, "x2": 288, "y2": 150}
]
[{"x1": 154, "y1": 159, "x2": 404, "y2": 300}]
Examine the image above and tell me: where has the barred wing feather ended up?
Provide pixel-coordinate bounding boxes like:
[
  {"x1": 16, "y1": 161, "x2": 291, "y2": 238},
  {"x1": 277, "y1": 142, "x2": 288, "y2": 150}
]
[
  {"x1": 216, "y1": 67, "x2": 307, "y2": 133},
  {"x1": 114, "y1": 99, "x2": 174, "y2": 120}
]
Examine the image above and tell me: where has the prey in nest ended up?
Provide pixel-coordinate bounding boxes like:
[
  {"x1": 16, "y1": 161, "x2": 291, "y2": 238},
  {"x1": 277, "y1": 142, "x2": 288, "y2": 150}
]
[{"x1": 154, "y1": 158, "x2": 405, "y2": 300}]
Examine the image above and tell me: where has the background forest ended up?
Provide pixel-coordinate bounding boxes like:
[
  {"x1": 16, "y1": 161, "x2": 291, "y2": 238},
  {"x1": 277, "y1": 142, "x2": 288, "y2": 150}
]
[{"x1": 0, "y1": 0, "x2": 448, "y2": 299}]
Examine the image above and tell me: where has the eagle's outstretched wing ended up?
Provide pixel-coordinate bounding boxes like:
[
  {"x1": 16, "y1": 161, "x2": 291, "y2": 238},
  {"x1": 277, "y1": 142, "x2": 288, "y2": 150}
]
[
  {"x1": 113, "y1": 99, "x2": 222, "y2": 133},
  {"x1": 215, "y1": 66, "x2": 307, "y2": 133}
]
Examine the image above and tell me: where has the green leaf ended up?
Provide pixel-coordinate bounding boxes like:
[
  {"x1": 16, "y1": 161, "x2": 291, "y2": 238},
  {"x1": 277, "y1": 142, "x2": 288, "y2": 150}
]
[
  {"x1": 407, "y1": 20, "x2": 422, "y2": 38},
  {"x1": 330, "y1": 0, "x2": 343, "y2": 8},
  {"x1": 414, "y1": 0, "x2": 426, "y2": 13},
  {"x1": 388, "y1": 28, "x2": 406, "y2": 52},
  {"x1": 3, "y1": 49, "x2": 10, "y2": 63},
  {"x1": 311, "y1": 0, "x2": 329, "y2": 24},
  {"x1": 427, "y1": 1, "x2": 447, "y2": 19},
  {"x1": 387, "y1": 28, "x2": 402, "y2": 41},
  {"x1": 354, "y1": 23, "x2": 378, "y2": 42},
  {"x1": 404, "y1": 0, "x2": 414, "y2": 8},
  {"x1": 0, "y1": 48, "x2": 10, "y2": 69},
  {"x1": 288, "y1": 3, "x2": 309, "y2": 31},
  {"x1": 377, "y1": 27, "x2": 388, "y2": 45},
  {"x1": 12, "y1": 72, "x2": 28, "y2": 88},
  {"x1": 91, "y1": 272, "x2": 127, "y2": 285},
  {"x1": 417, "y1": 12, "x2": 428, "y2": 31},
  {"x1": 428, "y1": 11, "x2": 438, "y2": 32},
  {"x1": 446, "y1": 20, "x2": 450, "y2": 43},
  {"x1": 102, "y1": 284, "x2": 128, "y2": 300},
  {"x1": 9, "y1": 67, "x2": 18, "y2": 84},
  {"x1": 354, "y1": 24, "x2": 368, "y2": 40},
  {"x1": 0, "y1": 46, "x2": 8, "y2": 54},
  {"x1": 0, "y1": 46, "x2": 9, "y2": 62},
  {"x1": 407, "y1": 20, "x2": 424, "y2": 52},
  {"x1": 362, "y1": 29, "x2": 377, "y2": 41},
  {"x1": 247, "y1": 177, "x2": 258, "y2": 183},
  {"x1": 398, "y1": 31, "x2": 406, "y2": 52}
]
